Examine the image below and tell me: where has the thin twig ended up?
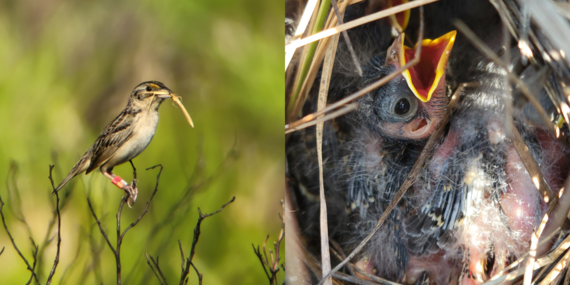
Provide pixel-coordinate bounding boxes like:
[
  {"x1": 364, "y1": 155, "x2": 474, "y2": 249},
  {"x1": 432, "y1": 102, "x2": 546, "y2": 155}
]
[
  {"x1": 351, "y1": 265, "x2": 402, "y2": 285},
  {"x1": 179, "y1": 197, "x2": 236, "y2": 285},
  {"x1": 120, "y1": 164, "x2": 162, "y2": 240},
  {"x1": 0, "y1": 195, "x2": 40, "y2": 284},
  {"x1": 332, "y1": 271, "x2": 383, "y2": 285},
  {"x1": 138, "y1": 143, "x2": 237, "y2": 283},
  {"x1": 115, "y1": 196, "x2": 127, "y2": 284},
  {"x1": 6, "y1": 162, "x2": 33, "y2": 236},
  {"x1": 253, "y1": 243, "x2": 272, "y2": 281},
  {"x1": 253, "y1": 201, "x2": 285, "y2": 284},
  {"x1": 87, "y1": 163, "x2": 163, "y2": 285},
  {"x1": 26, "y1": 238, "x2": 39, "y2": 285},
  {"x1": 329, "y1": 240, "x2": 356, "y2": 277},
  {"x1": 190, "y1": 262, "x2": 203, "y2": 285},
  {"x1": 145, "y1": 253, "x2": 168, "y2": 285},
  {"x1": 46, "y1": 165, "x2": 62, "y2": 285},
  {"x1": 87, "y1": 199, "x2": 116, "y2": 252}
]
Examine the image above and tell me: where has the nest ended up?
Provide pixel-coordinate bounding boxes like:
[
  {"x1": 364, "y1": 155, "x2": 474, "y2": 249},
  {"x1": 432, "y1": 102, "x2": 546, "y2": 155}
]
[{"x1": 285, "y1": 0, "x2": 570, "y2": 284}]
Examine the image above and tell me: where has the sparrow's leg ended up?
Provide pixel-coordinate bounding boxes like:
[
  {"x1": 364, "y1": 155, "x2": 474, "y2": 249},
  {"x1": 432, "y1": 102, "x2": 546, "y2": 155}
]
[{"x1": 101, "y1": 167, "x2": 138, "y2": 207}]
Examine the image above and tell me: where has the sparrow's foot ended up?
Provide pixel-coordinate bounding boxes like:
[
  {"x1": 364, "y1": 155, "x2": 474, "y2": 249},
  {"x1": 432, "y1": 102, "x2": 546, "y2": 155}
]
[
  {"x1": 122, "y1": 184, "x2": 138, "y2": 208},
  {"x1": 110, "y1": 175, "x2": 138, "y2": 207}
]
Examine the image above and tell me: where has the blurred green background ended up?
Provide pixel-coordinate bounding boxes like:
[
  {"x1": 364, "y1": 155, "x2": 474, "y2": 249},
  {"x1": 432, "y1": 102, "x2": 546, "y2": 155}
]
[{"x1": 0, "y1": 0, "x2": 283, "y2": 284}]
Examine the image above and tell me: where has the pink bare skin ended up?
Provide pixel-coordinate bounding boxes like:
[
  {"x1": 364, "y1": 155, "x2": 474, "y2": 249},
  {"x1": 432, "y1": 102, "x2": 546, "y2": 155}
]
[{"x1": 373, "y1": 120, "x2": 570, "y2": 284}]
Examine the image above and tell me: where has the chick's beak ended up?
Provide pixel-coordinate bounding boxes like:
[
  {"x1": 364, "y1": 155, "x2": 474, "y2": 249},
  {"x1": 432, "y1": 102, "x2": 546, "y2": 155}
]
[
  {"x1": 386, "y1": 31, "x2": 456, "y2": 102},
  {"x1": 383, "y1": 0, "x2": 410, "y2": 33}
]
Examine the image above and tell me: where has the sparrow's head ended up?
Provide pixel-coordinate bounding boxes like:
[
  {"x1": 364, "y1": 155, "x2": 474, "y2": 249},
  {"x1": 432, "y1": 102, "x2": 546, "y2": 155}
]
[
  {"x1": 129, "y1": 81, "x2": 174, "y2": 111},
  {"x1": 361, "y1": 31, "x2": 456, "y2": 141}
]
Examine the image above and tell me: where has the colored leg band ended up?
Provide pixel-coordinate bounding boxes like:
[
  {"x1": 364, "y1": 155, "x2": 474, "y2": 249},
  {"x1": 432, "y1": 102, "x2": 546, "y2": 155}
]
[{"x1": 111, "y1": 176, "x2": 129, "y2": 189}]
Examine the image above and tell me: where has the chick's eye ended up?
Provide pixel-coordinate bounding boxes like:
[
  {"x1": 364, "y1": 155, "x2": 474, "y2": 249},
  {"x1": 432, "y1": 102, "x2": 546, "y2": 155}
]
[
  {"x1": 146, "y1": 86, "x2": 152, "y2": 92},
  {"x1": 394, "y1": 98, "x2": 411, "y2": 115},
  {"x1": 386, "y1": 91, "x2": 417, "y2": 120}
]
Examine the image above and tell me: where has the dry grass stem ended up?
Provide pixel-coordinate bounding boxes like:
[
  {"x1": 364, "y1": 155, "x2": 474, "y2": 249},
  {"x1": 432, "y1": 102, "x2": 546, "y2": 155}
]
[
  {"x1": 285, "y1": 103, "x2": 358, "y2": 134},
  {"x1": 289, "y1": 0, "x2": 351, "y2": 121},
  {"x1": 285, "y1": 0, "x2": 319, "y2": 70},
  {"x1": 332, "y1": 271, "x2": 384, "y2": 285},
  {"x1": 285, "y1": 0, "x2": 437, "y2": 53},
  {"x1": 316, "y1": 30, "x2": 341, "y2": 285},
  {"x1": 351, "y1": 266, "x2": 402, "y2": 285}
]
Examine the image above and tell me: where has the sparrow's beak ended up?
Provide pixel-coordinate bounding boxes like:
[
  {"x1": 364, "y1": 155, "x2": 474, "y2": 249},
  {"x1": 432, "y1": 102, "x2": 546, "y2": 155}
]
[
  {"x1": 390, "y1": 31, "x2": 457, "y2": 102},
  {"x1": 154, "y1": 90, "x2": 173, "y2": 99}
]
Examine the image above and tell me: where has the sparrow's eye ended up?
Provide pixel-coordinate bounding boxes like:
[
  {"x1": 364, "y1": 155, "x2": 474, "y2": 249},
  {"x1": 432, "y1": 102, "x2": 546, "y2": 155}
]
[
  {"x1": 394, "y1": 98, "x2": 411, "y2": 115},
  {"x1": 146, "y1": 86, "x2": 152, "y2": 92}
]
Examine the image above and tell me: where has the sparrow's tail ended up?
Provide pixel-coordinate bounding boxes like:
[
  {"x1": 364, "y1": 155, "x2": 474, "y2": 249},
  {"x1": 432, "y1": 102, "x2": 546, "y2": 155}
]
[{"x1": 54, "y1": 154, "x2": 91, "y2": 194}]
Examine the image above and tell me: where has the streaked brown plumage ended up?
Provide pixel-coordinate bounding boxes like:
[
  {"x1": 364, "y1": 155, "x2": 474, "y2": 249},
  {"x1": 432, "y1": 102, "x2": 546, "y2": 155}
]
[{"x1": 55, "y1": 81, "x2": 175, "y2": 206}]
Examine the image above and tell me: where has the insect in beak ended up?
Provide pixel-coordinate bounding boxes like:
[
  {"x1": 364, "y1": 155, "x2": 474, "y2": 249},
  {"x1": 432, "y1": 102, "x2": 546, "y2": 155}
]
[
  {"x1": 171, "y1": 94, "x2": 194, "y2": 128},
  {"x1": 143, "y1": 89, "x2": 194, "y2": 128}
]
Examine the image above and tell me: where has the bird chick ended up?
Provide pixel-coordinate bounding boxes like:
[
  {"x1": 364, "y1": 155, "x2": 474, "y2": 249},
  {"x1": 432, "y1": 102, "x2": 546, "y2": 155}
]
[
  {"x1": 347, "y1": 31, "x2": 455, "y2": 215},
  {"x1": 358, "y1": 31, "x2": 455, "y2": 142}
]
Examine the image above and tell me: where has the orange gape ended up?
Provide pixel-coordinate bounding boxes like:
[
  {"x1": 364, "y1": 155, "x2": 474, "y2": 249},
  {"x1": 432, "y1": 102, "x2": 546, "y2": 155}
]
[{"x1": 397, "y1": 31, "x2": 457, "y2": 102}]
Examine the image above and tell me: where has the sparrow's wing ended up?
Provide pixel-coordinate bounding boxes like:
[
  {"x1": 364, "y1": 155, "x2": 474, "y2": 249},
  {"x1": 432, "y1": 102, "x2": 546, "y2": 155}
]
[
  {"x1": 86, "y1": 110, "x2": 135, "y2": 174},
  {"x1": 54, "y1": 147, "x2": 93, "y2": 192}
]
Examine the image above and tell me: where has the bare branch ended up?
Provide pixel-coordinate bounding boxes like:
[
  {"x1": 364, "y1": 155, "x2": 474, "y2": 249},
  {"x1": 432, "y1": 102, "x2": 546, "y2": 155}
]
[
  {"x1": 190, "y1": 262, "x2": 203, "y2": 285},
  {"x1": 179, "y1": 197, "x2": 236, "y2": 285},
  {"x1": 46, "y1": 165, "x2": 62, "y2": 285},
  {"x1": 87, "y1": 198, "x2": 116, "y2": 252},
  {"x1": 120, "y1": 164, "x2": 163, "y2": 240},
  {"x1": 0, "y1": 195, "x2": 39, "y2": 284},
  {"x1": 145, "y1": 253, "x2": 168, "y2": 285},
  {"x1": 253, "y1": 201, "x2": 285, "y2": 284},
  {"x1": 88, "y1": 163, "x2": 163, "y2": 285},
  {"x1": 26, "y1": 238, "x2": 39, "y2": 285}
]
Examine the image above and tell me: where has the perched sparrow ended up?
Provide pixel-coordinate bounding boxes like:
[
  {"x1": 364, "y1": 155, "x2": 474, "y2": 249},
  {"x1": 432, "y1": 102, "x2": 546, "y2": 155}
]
[{"x1": 55, "y1": 81, "x2": 176, "y2": 206}]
